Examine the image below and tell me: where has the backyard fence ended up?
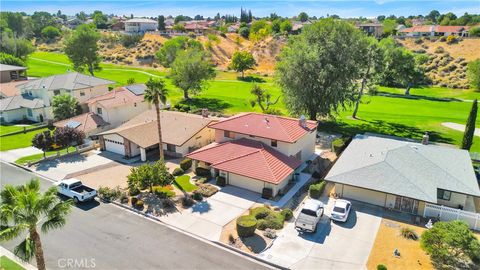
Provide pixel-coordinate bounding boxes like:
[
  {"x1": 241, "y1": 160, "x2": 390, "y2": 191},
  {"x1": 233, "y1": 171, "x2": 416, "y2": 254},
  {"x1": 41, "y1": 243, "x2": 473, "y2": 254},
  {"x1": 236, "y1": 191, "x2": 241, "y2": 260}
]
[{"x1": 424, "y1": 203, "x2": 480, "y2": 231}]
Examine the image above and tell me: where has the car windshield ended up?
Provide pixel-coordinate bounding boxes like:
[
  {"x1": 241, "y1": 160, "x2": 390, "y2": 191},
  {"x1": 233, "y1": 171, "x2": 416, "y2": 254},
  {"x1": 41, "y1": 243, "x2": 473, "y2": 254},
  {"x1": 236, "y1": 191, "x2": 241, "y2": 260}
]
[
  {"x1": 333, "y1": 206, "x2": 345, "y2": 213},
  {"x1": 301, "y1": 209, "x2": 318, "y2": 217}
]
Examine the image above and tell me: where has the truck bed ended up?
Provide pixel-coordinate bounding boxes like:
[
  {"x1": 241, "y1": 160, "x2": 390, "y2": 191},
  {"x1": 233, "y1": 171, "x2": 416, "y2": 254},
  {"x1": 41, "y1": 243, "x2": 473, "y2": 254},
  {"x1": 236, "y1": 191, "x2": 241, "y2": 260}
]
[{"x1": 71, "y1": 185, "x2": 94, "y2": 195}]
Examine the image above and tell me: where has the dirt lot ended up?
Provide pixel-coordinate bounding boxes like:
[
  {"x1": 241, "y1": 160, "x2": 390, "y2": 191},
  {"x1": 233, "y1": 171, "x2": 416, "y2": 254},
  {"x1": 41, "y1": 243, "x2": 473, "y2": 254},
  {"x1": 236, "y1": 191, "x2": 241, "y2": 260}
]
[{"x1": 367, "y1": 218, "x2": 433, "y2": 270}]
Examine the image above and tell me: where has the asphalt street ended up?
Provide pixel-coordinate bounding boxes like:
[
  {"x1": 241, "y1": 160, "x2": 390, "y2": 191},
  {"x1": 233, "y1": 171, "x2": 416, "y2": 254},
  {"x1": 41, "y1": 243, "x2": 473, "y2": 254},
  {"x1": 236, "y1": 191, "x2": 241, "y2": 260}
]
[{"x1": 0, "y1": 162, "x2": 271, "y2": 270}]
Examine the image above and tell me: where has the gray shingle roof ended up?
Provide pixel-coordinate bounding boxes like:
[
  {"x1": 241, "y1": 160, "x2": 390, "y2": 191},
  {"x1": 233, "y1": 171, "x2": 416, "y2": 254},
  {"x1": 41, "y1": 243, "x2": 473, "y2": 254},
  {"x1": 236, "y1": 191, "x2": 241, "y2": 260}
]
[
  {"x1": 19, "y1": 72, "x2": 114, "y2": 92},
  {"x1": 0, "y1": 94, "x2": 45, "y2": 111},
  {"x1": 325, "y1": 134, "x2": 480, "y2": 203}
]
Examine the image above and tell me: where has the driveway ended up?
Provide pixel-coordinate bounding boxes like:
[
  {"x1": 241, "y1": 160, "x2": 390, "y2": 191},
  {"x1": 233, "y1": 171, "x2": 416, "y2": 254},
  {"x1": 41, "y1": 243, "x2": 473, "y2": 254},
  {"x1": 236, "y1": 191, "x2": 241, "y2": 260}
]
[
  {"x1": 160, "y1": 186, "x2": 260, "y2": 241},
  {"x1": 75, "y1": 163, "x2": 132, "y2": 189},
  {"x1": 259, "y1": 198, "x2": 382, "y2": 269}
]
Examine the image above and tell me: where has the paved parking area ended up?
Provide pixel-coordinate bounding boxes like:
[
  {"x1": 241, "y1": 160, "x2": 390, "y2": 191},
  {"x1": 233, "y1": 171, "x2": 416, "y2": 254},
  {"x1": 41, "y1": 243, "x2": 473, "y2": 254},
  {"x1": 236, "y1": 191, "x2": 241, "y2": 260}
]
[
  {"x1": 259, "y1": 198, "x2": 382, "y2": 269},
  {"x1": 75, "y1": 163, "x2": 132, "y2": 189},
  {"x1": 160, "y1": 186, "x2": 260, "y2": 241}
]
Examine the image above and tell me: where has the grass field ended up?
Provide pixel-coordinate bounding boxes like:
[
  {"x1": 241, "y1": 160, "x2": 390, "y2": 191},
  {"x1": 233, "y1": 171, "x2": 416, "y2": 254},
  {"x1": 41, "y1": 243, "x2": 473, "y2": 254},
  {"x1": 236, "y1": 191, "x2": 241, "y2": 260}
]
[
  {"x1": 15, "y1": 146, "x2": 76, "y2": 165},
  {"x1": 0, "y1": 125, "x2": 33, "y2": 136},
  {"x1": 0, "y1": 127, "x2": 49, "y2": 151},
  {"x1": 26, "y1": 51, "x2": 479, "y2": 152},
  {"x1": 0, "y1": 256, "x2": 25, "y2": 270}
]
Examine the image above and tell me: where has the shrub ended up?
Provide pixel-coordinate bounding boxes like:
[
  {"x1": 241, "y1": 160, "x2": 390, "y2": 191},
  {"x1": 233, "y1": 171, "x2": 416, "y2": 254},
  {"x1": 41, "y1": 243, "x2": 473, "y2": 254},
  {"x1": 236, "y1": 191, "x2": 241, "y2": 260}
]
[
  {"x1": 192, "y1": 191, "x2": 203, "y2": 201},
  {"x1": 172, "y1": 167, "x2": 185, "y2": 176},
  {"x1": 250, "y1": 207, "x2": 271, "y2": 219},
  {"x1": 216, "y1": 176, "x2": 226, "y2": 187},
  {"x1": 0, "y1": 52, "x2": 26, "y2": 67},
  {"x1": 309, "y1": 181, "x2": 326, "y2": 199},
  {"x1": 257, "y1": 214, "x2": 284, "y2": 230},
  {"x1": 281, "y1": 208, "x2": 293, "y2": 221},
  {"x1": 195, "y1": 167, "x2": 211, "y2": 177},
  {"x1": 131, "y1": 197, "x2": 138, "y2": 206},
  {"x1": 263, "y1": 228, "x2": 277, "y2": 239},
  {"x1": 119, "y1": 192, "x2": 129, "y2": 204},
  {"x1": 196, "y1": 177, "x2": 209, "y2": 185},
  {"x1": 98, "y1": 186, "x2": 121, "y2": 201},
  {"x1": 152, "y1": 186, "x2": 175, "y2": 198},
  {"x1": 196, "y1": 184, "x2": 218, "y2": 197},
  {"x1": 414, "y1": 38, "x2": 423, "y2": 44},
  {"x1": 135, "y1": 199, "x2": 144, "y2": 210},
  {"x1": 434, "y1": 46, "x2": 445, "y2": 53},
  {"x1": 121, "y1": 34, "x2": 143, "y2": 47},
  {"x1": 236, "y1": 215, "x2": 257, "y2": 237},
  {"x1": 161, "y1": 199, "x2": 175, "y2": 208},
  {"x1": 180, "y1": 158, "x2": 192, "y2": 170},
  {"x1": 129, "y1": 186, "x2": 140, "y2": 196},
  {"x1": 446, "y1": 35, "x2": 457, "y2": 44},
  {"x1": 439, "y1": 36, "x2": 447, "y2": 42},
  {"x1": 228, "y1": 233, "x2": 235, "y2": 243},
  {"x1": 400, "y1": 227, "x2": 418, "y2": 240},
  {"x1": 181, "y1": 195, "x2": 195, "y2": 208},
  {"x1": 332, "y1": 137, "x2": 350, "y2": 154},
  {"x1": 377, "y1": 265, "x2": 387, "y2": 270}
]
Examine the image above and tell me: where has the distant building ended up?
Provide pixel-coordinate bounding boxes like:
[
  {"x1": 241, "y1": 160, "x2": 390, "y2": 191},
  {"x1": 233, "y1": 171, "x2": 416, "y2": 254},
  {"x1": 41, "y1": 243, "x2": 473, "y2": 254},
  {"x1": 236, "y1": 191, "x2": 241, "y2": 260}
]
[
  {"x1": 411, "y1": 18, "x2": 426, "y2": 26},
  {"x1": 111, "y1": 21, "x2": 125, "y2": 31},
  {"x1": 0, "y1": 64, "x2": 27, "y2": 83},
  {"x1": 356, "y1": 23, "x2": 384, "y2": 38},
  {"x1": 399, "y1": 25, "x2": 471, "y2": 37},
  {"x1": 125, "y1": 18, "x2": 157, "y2": 33}
]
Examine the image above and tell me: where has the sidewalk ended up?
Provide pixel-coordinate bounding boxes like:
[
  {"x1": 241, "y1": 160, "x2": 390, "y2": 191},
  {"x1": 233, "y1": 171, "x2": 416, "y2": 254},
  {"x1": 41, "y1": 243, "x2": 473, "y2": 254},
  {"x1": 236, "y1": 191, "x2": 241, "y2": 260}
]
[
  {"x1": 0, "y1": 147, "x2": 43, "y2": 163},
  {"x1": 0, "y1": 246, "x2": 37, "y2": 270}
]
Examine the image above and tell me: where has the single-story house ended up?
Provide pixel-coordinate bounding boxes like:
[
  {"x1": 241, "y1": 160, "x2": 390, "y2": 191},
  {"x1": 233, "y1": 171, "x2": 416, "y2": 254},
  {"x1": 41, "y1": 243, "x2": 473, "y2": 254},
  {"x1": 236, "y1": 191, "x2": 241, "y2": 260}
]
[
  {"x1": 325, "y1": 134, "x2": 480, "y2": 215},
  {"x1": 0, "y1": 64, "x2": 27, "y2": 83},
  {"x1": 399, "y1": 25, "x2": 471, "y2": 37},
  {"x1": 54, "y1": 112, "x2": 110, "y2": 137},
  {"x1": 0, "y1": 94, "x2": 49, "y2": 123},
  {"x1": 97, "y1": 110, "x2": 217, "y2": 160}
]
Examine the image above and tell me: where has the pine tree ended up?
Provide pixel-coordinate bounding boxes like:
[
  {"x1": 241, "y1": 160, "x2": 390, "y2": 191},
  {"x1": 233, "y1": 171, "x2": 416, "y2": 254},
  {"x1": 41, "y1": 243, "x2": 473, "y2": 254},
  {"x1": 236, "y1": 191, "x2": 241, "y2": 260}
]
[{"x1": 461, "y1": 99, "x2": 478, "y2": 150}]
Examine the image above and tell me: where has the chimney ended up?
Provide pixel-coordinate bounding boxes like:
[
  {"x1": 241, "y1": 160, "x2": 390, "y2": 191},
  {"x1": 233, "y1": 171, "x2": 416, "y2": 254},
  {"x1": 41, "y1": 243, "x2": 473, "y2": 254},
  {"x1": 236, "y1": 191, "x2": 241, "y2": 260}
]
[
  {"x1": 299, "y1": 115, "x2": 307, "y2": 128},
  {"x1": 201, "y1": 108, "x2": 209, "y2": 118},
  {"x1": 422, "y1": 132, "x2": 429, "y2": 145}
]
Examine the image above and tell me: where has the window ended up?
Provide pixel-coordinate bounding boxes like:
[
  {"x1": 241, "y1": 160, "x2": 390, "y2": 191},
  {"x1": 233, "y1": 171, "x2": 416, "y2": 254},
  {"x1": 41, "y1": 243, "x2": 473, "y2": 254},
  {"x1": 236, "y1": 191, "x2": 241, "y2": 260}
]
[
  {"x1": 134, "y1": 103, "x2": 137, "y2": 107},
  {"x1": 224, "y1": 130, "x2": 235, "y2": 139},
  {"x1": 271, "y1": 140, "x2": 278, "y2": 147},
  {"x1": 167, "y1": 144, "x2": 176, "y2": 152},
  {"x1": 80, "y1": 91, "x2": 85, "y2": 96},
  {"x1": 53, "y1": 90, "x2": 60, "y2": 96},
  {"x1": 97, "y1": 107, "x2": 103, "y2": 114},
  {"x1": 437, "y1": 189, "x2": 451, "y2": 201},
  {"x1": 27, "y1": 108, "x2": 33, "y2": 117}
]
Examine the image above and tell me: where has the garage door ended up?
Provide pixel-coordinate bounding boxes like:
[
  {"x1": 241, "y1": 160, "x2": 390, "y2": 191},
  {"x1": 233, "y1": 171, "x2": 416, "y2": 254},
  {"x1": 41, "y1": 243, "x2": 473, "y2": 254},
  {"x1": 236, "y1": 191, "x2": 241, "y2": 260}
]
[
  {"x1": 342, "y1": 185, "x2": 386, "y2": 207},
  {"x1": 228, "y1": 173, "x2": 265, "y2": 194},
  {"x1": 104, "y1": 136, "x2": 125, "y2": 156}
]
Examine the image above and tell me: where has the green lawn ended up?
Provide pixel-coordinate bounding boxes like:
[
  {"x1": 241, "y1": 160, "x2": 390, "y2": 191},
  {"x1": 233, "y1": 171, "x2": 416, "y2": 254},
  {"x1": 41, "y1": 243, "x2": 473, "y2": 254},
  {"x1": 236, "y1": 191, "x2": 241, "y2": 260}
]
[
  {"x1": 0, "y1": 125, "x2": 33, "y2": 136},
  {"x1": 174, "y1": 175, "x2": 197, "y2": 192},
  {"x1": 378, "y1": 86, "x2": 479, "y2": 100},
  {"x1": 0, "y1": 256, "x2": 25, "y2": 270},
  {"x1": 15, "y1": 146, "x2": 76, "y2": 165},
  {"x1": 0, "y1": 128, "x2": 49, "y2": 151}
]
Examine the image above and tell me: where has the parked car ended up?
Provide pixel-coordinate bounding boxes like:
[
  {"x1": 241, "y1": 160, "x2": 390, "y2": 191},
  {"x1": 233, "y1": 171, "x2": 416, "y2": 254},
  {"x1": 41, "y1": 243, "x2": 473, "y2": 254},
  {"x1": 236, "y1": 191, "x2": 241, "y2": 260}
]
[
  {"x1": 56, "y1": 179, "x2": 97, "y2": 203},
  {"x1": 330, "y1": 199, "x2": 352, "y2": 222},
  {"x1": 295, "y1": 199, "x2": 324, "y2": 233}
]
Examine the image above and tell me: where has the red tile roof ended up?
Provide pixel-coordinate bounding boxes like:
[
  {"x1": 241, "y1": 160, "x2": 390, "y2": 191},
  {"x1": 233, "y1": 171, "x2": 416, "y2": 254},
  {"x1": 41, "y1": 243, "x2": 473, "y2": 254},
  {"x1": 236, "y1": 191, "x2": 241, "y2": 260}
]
[
  {"x1": 87, "y1": 87, "x2": 144, "y2": 109},
  {"x1": 208, "y1": 113, "x2": 317, "y2": 143},
  {"x1": 187, "y1": 138, "x2": 301, "y2": 184},
  {"x1": 400, "y1": 25, "x2": 469, "y2": 33}
]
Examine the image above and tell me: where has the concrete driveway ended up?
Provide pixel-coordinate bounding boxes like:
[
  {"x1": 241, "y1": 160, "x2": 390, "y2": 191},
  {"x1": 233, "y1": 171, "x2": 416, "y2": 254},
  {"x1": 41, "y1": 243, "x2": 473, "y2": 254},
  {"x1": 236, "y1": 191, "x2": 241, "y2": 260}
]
[
  {"x1": 260, "y1": 198, "x2": 382, "y2": 269},
  {"x1": 160, "y1": 185, "x2": 260, "y2": 241}
]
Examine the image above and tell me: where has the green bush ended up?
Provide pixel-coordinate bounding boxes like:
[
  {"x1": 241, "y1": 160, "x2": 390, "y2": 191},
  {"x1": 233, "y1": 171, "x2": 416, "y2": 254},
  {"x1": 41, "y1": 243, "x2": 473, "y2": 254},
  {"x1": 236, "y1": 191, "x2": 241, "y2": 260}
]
[
  {"x1": 180, "y1": 158, "x2": 192, "y2": 170},
  {"x1": 236, "y1": 215, "x2": 257, "y2": 237},
  {"x1": 216, "y1": 176, "x2": 226, "y2": 187},
  {"x1": 172, "y1": 167, "x2": 184, "y2": 176},
  {"x1": 152, "y1": 186, "x2": 175, "y2": 198},
  {"x1": 98, "y1": 186, "x2": 121, "y2": 201},
  {"x1": 121, "y1": 34, "x2": 143, "y2": 47},
  {"x1": 195, "y1": 167, "x2": 211, "y2": 177},
  {"x1": 309, "y1": 181, "x2": 326, "y2": 199},
  {"x1": 377, "y1": 264, "x2": 387, "y2": 270},
  {"x1": 119, "y1": 192, "x2": 129, "y2": 204},
  {"x1": 332, "y1": 137, "x2": 350, "y2": 155},
  {"x1": 129, "y1": 186, "x2": 140, "y2": 196},
  {"x1": 257, "y1": 213, "x2": 285, "y2": 230},
  {"x1": 192, "y1": 191, "x2": 203, "y2": 201},
  {"x1": 135, "y1": 199, "x2": 144, "y2": 210},
  {"x1": 131, "y1": 197, "x2": 138, "y2": 206},
  {"x1": 196, "y1": 177, "x2": 209, "y2": 185},
  {"x1": 281, "y1": 208, "x2": 293, "y2": 221},
  {"x1": 250, "y1": 206, "x2": 271, "y2": 219},
  {"x1": 0, "y1": 52, "x2": 25, "y2": 67},
  {"x1": 400, "y1": 227, "x2": 418, "y2": 240}
]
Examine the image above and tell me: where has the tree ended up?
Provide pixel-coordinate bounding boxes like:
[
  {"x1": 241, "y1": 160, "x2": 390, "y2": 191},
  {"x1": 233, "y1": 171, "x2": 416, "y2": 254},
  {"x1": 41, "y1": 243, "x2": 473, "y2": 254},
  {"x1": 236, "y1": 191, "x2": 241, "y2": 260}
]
[
  {"x1": 41, "y1": 26, "x2": 61, "y2": 40},
  {"x1": 92, "y1": 10, "x2": 107, "y2": 28},
  {"x1": 250, "y1": 84, "x2": 280, "y2": 113},
  {"x1": 52, "y1": 94, "x2": 80, "y2": 120},
  {"x1": 76, "y1": 11, "x2": 87, "y2": 22},
  {"x1": 382, "y1": 19, "x2": 398, "y2": 36},
  {"x1": 155, "y1": 36, "x2": 202, "y2": 67},
  {"x1": 275, "y1": 18, "x2": 367, "y2": 120},
  {"x1": 158, "y1": 15, "x2": 166, "y2": 31},
  {"x1": 280, "y1": 20, "x2": 293, "y2": 34},
  {"x1": 469, "y1": 26, "x2": 480, "y2": 37},
  {"x1": 31, "y1": 11, "x2": 56, "y2": 37},
  {"x1": 467, "y1": 59, "x2": 480, "y2": 90},
  {"x1": 0, "y1": 179, "x2": 73, "y2": 270},
  {"x1": 64, "y1": 24, "x2": 101, "y2": 76},
  {"x1": 53, "y1": 126, "x2": 86, "y2": 152},
  {"x1": 170, "y1": 49, "x2": 215, "y2": 99},
  {"x1": 31, "y1": 130, "x2": 53, "y2": 158},
  {"x1": 238, "y1": 26, "x2": 250, "y2": 38},
  {"x1": 421, "y1": 220, "x2": 480, "y2": 268},
  {"x1": 0, "y1": 52, "x2": 25, "y2": 66},
  {"x1": 352, "y1": 37, "x2": 384, "y2": 119},
  {"x1": 229, "y1": 51, "x2": 256, "y2": 78},
  {"x1": 0, "y1": 32, "x2": 35, "y2": 59},
  {"x1": 298, "y1": 12, "x2": 309, "y2": 22},
  {"x1": 127, "y1": 160, "x2": 173, "y2": 193},
  {"x1": 271, "y1": 19, "x2": 282, "y2": 33},
  {"x1": 426, "y1": 10, "x2": 440, "y2": 23},
  {"x1": 461, "y1": 99, "x2": 478, "y2": 150},
  {"x1": 144, "y1": 78, "x2": 169, "y2": 160}
]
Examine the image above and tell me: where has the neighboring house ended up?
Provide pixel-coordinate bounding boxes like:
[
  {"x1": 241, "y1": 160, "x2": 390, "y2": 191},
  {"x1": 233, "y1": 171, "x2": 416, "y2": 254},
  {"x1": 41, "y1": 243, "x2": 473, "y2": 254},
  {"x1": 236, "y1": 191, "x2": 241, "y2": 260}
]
[
  {"x1": 187, "y1": 113, "x2": 318, "y2": 197},
  {"x1": 184, "y1": 21, "x2": 210, "y2": 34},
  {"x1": 325, "y1": 134, "x2": 480, "y2": 215},
  {"x1": 0, "y1": 81, "x2": 26, "y2": 98},
  {"x1": 356, "y1": 23, "x2": 384, "y2": 38},
  {"x1": 97, "y1": 110, "x2": 217, "y2": 160},
  {"x1": 399, "y1": 25, "x2": 471, "y2": 37},
  {"x1": 18, "y1": 72, "x2": 114, "y2": 117},
  {"x1": 111, "y1": 21, "x2": 125, "y2": 31},
  {"x1": 125, "y1": 18, "x2": 157, "y2": 33},
  {"x1": 0, "y1": 64, "x2": 27, "y2": 83},
  {"x1": 66, "y1": 17, "x2": 82, "y2": 29},
  {"x1": 54, "y1": 112, "x2": 110, "y2": 137},
  {"x1": 0, "y1": 94, "x2": 48, "y2": 123},
  {"x1": 86, "y1": 84, "x2": 151, "y2": 128}
]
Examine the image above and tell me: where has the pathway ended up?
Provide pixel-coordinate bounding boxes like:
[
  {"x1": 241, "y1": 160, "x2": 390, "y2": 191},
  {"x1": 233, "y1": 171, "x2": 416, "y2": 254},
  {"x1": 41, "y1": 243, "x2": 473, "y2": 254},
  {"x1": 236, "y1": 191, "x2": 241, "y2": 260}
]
[{"x1": 441, "y1": 122, "x2": 480, "y2": 137}]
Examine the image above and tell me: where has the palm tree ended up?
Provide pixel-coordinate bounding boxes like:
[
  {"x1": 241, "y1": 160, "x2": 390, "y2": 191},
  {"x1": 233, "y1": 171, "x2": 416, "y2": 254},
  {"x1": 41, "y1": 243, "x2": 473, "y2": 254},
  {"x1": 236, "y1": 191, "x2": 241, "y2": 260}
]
[
  {"x1": 144, "y1": 77, "x2": 169, "y2": 160},
  {"x1": 0, "y1": 179, "x2": 73, "y2": 270}
]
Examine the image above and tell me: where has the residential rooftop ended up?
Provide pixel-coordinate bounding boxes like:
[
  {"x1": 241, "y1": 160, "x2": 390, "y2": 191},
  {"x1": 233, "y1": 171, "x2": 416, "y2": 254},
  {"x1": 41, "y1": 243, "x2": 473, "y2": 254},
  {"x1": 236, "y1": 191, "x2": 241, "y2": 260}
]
[{"x1": 19, "y1": 72, "x2": 114, "y2": 92}]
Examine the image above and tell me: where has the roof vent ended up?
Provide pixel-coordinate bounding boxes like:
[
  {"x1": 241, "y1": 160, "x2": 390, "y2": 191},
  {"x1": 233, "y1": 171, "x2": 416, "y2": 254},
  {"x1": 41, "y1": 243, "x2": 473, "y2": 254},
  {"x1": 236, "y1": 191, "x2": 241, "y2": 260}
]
[
  {"x1": 299, "y1": 115, "x2": 307, "y2": 128},
  {"x1": 422, "y1": 132, "x2": 429, "y2": 145}
]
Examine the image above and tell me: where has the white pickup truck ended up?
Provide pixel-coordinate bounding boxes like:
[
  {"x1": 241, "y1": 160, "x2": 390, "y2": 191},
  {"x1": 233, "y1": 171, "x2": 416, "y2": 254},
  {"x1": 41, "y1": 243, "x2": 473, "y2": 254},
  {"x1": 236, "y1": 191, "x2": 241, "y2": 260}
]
[
  {"x1": 295, "y1": 199, "x2": 324, "y2": 233},
  {"x1": 56, "y1": 179, "x2": 97, "y2": 203}
]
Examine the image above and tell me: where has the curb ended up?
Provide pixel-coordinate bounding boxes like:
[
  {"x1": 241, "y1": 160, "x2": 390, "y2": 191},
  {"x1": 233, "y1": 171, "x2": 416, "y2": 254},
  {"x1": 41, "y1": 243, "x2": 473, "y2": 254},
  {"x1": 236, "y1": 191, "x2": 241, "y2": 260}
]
[
  {"x1": 6, "y1": 162, "x2": 57, "y2": 183},
  {"x1": 107, "y1": 199, "x2": 285, "y2": 270}
]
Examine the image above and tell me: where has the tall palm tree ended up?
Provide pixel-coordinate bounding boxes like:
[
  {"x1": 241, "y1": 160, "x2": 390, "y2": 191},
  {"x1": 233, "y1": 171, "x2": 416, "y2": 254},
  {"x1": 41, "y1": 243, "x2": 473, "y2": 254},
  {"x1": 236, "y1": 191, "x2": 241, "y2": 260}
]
[
  {"x1": 144, "y1": 77, "x2": 169, "y2": 160},
  {"x1": 0, "y1": 179, "x2": 73, "y2": 270}
]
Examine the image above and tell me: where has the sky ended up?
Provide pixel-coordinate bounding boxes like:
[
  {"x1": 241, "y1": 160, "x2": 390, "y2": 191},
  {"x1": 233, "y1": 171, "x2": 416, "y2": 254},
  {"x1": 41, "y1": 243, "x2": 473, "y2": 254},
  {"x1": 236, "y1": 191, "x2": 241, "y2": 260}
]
[{"x1": 0, "y1": 0, "x2": 479, "y2": 18}]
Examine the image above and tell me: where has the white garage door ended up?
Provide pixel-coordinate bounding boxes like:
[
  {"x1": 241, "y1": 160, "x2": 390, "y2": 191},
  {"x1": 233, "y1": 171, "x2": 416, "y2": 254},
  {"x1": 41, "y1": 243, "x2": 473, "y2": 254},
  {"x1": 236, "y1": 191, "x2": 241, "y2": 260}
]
[
  {"x1": 342, "y1": 185, "x2": 386, "y2": 207},
  {"x1": 104, "y1": 135, "x2": 125, "y2": 156},
  {"x1": 228, "y1": 173, "x2": 265, "y2": 194}
]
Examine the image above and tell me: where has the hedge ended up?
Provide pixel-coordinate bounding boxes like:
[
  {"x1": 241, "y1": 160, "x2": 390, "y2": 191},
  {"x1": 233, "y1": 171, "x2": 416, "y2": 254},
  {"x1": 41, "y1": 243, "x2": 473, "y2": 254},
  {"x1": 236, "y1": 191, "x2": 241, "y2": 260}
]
[
  {"x1": 257, "y1": 214, "x2": 284, "y2": 230},
  {"x1": 250, "y1": 206, "x2": 271, "y2": 219},
  {"x1": 180, "y1": 158, "x2": 192, "y2": 171},
  {"x1": 281, "y1": 208, "x2": 293, "y2": 221},
  {"x1": 309, "y1": 181, "x2": 326, "y2": 199},
  {"x1": 236, "y1": 215, "x2": 257, "y2": 237},
  {"x1": 332, "y1": 137, "x2": 351, "y2": 155},
  {"x1": 195, "y1": 167, "x2": 211, "y2": 177},
  {"x1": 172, "y1": 167, "x2": 184, "y2": 176}
]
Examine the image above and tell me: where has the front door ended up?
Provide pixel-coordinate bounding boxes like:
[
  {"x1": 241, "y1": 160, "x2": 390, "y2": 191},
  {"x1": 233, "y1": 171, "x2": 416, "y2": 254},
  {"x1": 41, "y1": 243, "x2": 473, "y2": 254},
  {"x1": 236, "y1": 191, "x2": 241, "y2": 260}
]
[{"x1": 394, "y1": 196, "x2": 419, "y2": 214}]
